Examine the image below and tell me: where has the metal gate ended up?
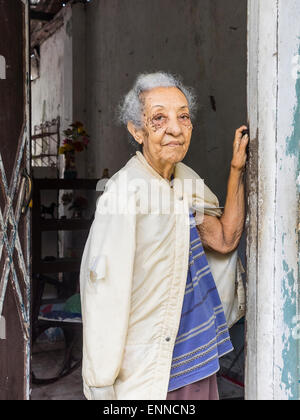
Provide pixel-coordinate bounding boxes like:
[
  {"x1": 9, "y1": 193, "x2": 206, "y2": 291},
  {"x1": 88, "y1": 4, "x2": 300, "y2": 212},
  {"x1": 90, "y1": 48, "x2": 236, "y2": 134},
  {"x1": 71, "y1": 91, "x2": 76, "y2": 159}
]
[{"x1": 0, "y1": 0, "x2": 31, "y2": 400}]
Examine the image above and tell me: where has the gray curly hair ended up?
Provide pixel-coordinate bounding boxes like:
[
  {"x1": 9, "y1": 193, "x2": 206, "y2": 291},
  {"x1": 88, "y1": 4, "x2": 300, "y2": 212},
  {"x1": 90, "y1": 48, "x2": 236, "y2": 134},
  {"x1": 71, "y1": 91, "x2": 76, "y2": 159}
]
[{"x1": 117, "y1": 71, "x2": 197, "y2": 146}]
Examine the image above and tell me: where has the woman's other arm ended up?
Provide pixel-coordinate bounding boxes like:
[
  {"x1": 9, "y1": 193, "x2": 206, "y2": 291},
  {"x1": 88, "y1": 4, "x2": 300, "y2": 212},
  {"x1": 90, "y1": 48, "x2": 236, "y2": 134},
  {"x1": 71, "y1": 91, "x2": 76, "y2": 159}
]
[{"x1": 197, "y1": 126, "x2": 249, "y2": 254}]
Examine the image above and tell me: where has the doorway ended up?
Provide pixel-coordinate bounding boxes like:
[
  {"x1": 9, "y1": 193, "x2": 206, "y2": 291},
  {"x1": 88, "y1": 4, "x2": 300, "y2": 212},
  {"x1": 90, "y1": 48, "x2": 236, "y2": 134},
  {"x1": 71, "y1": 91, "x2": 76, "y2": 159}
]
[
  {"x1": 0, "y1": 0, "x2": 249, "y2": 400},
  {"x1": 1, "y1": 0, "x2": 299, "y2": 402},
  {"x1": 29, "y1": 0, "x2": 248, "y2": 400}
]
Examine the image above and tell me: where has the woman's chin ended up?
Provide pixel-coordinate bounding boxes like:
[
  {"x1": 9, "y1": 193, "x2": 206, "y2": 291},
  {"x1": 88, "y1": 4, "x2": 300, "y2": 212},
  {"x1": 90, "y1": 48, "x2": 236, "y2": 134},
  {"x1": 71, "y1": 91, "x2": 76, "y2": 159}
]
[{"x1": 163, "y1": 149, "x2": 187, "y2": 164}]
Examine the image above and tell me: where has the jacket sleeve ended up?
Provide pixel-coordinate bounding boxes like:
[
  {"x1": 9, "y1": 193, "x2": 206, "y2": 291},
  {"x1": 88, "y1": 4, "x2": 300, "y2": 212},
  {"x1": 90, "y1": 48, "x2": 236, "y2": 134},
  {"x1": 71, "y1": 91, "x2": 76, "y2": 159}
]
[{"x1": 80, "y1": 188, "x2": 137, "y2": 400}]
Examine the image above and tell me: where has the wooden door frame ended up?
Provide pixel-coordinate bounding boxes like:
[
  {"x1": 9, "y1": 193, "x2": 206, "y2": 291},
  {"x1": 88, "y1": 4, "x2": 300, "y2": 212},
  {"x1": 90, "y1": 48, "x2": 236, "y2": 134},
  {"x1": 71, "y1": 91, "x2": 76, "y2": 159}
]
[{"x1": 246, "y1": 0, "x2": 300, "y2": 400}]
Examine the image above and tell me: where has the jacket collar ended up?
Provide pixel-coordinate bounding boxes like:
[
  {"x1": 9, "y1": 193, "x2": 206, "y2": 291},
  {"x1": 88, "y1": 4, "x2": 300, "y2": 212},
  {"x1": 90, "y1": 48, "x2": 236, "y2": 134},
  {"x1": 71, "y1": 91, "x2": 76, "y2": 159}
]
[
  {"x1": 135, "y1": 150, "x2": 175, "y2": 187},
  {"x1": 134, "y1": 151, "x2": 222, "y2": 217}
]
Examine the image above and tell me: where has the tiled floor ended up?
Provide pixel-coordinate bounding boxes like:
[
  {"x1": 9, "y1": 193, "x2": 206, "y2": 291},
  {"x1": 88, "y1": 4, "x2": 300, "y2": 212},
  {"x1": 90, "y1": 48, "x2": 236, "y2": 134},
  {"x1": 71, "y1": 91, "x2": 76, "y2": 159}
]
[
  {"x1": 31, "y1": 334, "x2": 85, "y2": 400},
  {"x1": 31, "y1": 328, "x2": 244, "y2": 400},
  {"x1": 31, "y1": 361, "x2": 85, "y2": 400},
  {"x1": 31, "y1": 350, "x2": 243, "y2": 400}
]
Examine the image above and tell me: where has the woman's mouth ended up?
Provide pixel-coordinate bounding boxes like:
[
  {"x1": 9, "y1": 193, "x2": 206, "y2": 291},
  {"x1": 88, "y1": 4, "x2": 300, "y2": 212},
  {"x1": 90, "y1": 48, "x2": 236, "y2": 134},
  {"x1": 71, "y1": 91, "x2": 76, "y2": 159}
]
[{"x1": 165, "y1": 142, "x2": 182, "y2": 147}]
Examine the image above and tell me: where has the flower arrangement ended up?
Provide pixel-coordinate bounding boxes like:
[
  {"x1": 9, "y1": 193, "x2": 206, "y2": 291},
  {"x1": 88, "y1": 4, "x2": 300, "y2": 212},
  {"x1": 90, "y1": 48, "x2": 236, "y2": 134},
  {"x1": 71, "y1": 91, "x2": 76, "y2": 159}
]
[{"x1": 59, "y1": 121, "x2": 90, "y2": 155}]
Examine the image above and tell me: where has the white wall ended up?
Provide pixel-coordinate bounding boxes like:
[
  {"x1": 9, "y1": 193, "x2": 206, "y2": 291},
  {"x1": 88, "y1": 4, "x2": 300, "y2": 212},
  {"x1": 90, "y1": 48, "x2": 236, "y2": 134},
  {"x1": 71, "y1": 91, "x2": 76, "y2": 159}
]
[{"x1": 31, "y1": 6, "x2": 73, "y2": 137}]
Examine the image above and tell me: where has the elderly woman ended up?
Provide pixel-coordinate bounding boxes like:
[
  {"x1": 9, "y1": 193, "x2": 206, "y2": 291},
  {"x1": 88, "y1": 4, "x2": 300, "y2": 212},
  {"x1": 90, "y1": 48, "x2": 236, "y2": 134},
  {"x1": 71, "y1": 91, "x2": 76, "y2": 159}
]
[{"x1": 80, "y1": 72, "x2": 248, "y2": 401}]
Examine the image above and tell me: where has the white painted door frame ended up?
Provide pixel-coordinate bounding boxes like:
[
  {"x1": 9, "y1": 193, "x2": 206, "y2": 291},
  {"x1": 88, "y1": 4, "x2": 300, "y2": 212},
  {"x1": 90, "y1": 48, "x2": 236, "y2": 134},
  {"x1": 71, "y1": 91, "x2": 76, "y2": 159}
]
[{"x1": 246, "y1": 0, "x2": 300, "y2": 400}]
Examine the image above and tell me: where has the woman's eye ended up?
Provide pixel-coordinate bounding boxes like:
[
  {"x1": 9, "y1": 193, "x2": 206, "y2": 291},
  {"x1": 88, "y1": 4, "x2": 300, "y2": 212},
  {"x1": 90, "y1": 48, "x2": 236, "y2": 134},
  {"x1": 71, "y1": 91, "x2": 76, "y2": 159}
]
[
  {"x1": 153, "y1": 115, "x2": 165, "y2": 121},
  {"x1": 179, "y1": 114, "x2": 190, "y2": 120}
]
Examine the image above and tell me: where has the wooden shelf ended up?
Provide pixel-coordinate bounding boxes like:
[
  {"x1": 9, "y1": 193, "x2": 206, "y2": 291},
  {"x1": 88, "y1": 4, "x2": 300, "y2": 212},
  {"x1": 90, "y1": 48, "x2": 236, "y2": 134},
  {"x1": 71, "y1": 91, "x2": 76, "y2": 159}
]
[
  {"x1": 32, "y1": 177, "x2": 97, "y2": 275},
  {"x1": 33, "y1": 178, "x2": 99, "y2": 190},
  {"x1": 40, "y1": 218, "x2": 93, "y2": 231},
  {"x1": 33, "y1": 257, "x2": 82, "y2": 274}
]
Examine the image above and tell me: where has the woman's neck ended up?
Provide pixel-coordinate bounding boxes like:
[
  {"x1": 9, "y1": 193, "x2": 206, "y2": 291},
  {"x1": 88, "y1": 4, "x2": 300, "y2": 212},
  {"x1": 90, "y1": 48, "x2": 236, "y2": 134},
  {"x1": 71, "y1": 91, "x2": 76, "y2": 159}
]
[{"x1": 142, "y1": 150, "x2": 175, "y2": 181}]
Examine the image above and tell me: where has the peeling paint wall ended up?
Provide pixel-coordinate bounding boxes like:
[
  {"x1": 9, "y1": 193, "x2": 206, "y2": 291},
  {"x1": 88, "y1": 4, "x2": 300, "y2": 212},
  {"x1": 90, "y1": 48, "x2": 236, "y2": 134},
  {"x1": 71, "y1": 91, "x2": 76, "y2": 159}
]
[
  {"x1": 31, "y1": 4, "x2": 87, "y2": 178},
  {"x1": 31, "y1": 6, "x2": 73, "y2": 134},
  {"x1": 279, "y1": 22, "x2": 300, "y2": 398},
  {"x1": 246, "y1": 0, "x2": 300, "y2": 400}
]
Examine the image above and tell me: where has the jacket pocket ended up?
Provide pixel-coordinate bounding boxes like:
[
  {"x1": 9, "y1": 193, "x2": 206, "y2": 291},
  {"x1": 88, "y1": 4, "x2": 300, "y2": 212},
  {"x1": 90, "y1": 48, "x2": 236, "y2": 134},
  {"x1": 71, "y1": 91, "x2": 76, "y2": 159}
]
[{"x1": 86, "y1": 254, "x2": 106, "y2": 293}]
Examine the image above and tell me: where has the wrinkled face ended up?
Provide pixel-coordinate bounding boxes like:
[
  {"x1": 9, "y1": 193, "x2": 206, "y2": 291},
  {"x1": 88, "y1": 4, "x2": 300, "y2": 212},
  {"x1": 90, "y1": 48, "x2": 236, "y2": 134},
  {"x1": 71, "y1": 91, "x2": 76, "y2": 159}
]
[{"x1": 133, "y1": 86, "x2": 193, "y2": 165}]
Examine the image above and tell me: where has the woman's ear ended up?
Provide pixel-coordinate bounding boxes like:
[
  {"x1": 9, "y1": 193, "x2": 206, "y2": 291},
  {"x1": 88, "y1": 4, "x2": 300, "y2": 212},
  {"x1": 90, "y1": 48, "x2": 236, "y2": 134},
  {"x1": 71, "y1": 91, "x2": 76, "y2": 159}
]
[{"x1": 127, "y1": 121, "x2": 143, "y2": 145}]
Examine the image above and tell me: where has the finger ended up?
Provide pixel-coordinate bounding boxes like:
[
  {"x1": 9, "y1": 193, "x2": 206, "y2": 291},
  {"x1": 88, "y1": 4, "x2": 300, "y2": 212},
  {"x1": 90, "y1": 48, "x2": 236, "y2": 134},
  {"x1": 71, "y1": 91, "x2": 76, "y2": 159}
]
[
  {"x1": 237, "y1": 125, "x2": 248, "y2": 132},
  {"x1": 234, "y1": 134, "x2": 249, "y2": 155},
  {"x1": 240, "y1": 134, "x2": 249, "y2": 148},
  {"x1": 233, "y1": 136, "x2": 241, "y2": 153},
  {"x1": 234, "y1": 131, "x2": 243, "y2": 149},
  {"x1": 233, "y1": 126, "x2": 247, "y2": 153},
  {"x1": 235, "y1": 126, "x2": 248, "y2": 139}
]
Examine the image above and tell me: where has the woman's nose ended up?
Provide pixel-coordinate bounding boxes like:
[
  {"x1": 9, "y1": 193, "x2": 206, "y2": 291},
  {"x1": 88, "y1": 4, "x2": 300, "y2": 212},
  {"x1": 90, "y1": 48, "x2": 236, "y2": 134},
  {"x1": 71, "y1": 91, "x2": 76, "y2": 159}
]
[{"x1": 166, "y1": 116, "x2": 182, "y2": 136}]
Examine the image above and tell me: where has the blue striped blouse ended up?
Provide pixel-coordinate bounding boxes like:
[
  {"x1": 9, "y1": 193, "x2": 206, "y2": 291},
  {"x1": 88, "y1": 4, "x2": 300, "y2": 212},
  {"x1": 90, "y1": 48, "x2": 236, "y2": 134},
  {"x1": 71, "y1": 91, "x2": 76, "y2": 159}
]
[{"x1": 167, "y1": 210, "x2": 234, "y2": 392}]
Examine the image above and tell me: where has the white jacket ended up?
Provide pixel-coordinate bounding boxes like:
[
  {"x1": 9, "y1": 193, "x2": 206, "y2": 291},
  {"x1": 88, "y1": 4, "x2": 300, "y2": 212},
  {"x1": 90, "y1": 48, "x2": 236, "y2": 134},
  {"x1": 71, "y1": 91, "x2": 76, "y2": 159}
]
[{"x1": 79, "y1": 151, "x2": 245, "y2": 400}]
